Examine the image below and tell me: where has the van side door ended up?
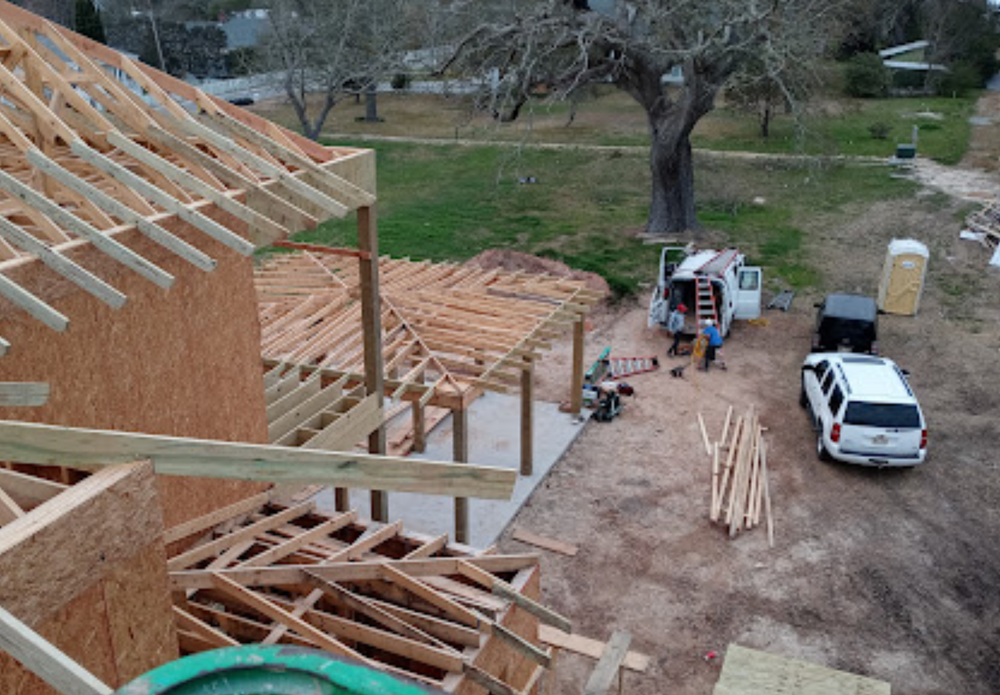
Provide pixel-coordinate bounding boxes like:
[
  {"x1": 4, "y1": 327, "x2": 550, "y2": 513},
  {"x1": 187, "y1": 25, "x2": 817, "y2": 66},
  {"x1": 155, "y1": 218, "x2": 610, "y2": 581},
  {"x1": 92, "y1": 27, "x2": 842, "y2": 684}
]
[{"x1": 734, "y1": 267, "x2": 762, "y2": 319}]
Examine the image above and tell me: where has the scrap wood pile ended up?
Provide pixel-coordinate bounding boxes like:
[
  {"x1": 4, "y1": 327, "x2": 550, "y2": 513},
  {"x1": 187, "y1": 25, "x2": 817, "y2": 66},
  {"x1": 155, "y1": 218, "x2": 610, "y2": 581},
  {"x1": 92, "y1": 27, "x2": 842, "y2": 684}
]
[
  {"x1": 165, "y1": 494, "x2": 574, "y2": 695},
  {"x1": 699, "y1": 406, "x2": 774, "y2": 546}
]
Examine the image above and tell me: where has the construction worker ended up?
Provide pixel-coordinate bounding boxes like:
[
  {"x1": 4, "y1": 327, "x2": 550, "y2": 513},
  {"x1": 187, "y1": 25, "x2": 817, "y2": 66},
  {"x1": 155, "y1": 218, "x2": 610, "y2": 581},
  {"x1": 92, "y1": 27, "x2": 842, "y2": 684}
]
[
  {"x1": 701, "y1": 319, "x2": 724, "y2": 371},
  {"x1": 666, "y1": 303, "x2": 688, "y2": 357}
]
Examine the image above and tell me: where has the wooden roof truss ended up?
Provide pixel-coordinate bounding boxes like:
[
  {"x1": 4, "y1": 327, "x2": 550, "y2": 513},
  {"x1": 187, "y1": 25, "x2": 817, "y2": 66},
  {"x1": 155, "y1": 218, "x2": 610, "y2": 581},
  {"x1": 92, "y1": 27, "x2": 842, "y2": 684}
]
[
  {"x1": 166, "y1": 499, "x2": 569, "y2": 695},
  {"x1": 0, "y1": 1, "x2": 374, "y2": 353},
  {"x1": 257, "y1": 252, "x2": 602, "y2": 411}
]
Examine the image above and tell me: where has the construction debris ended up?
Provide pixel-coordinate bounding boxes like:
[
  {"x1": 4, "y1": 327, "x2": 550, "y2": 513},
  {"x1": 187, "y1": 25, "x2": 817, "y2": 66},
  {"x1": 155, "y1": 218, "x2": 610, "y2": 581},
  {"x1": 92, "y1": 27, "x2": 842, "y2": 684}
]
[
  {"x1": 708, "y1": 405, "x2": 774, "y2": 546},
  {"x1": 511, "y1": 528, "x2": 579, "y2": 556}
]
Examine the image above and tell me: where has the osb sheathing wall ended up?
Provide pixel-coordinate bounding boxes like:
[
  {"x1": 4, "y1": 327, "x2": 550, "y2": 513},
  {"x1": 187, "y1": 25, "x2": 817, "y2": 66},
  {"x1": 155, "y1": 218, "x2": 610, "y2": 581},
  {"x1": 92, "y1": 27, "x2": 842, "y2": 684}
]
[
  {"x1": 458, "y1": 567, "x2": 542, "y2": 695},
  {"x1": 0, "y1": 462, "x2": 178, "y2": 694},
  {"x1": 0, "y1": 205, "x2": 270, "y2": 527}
]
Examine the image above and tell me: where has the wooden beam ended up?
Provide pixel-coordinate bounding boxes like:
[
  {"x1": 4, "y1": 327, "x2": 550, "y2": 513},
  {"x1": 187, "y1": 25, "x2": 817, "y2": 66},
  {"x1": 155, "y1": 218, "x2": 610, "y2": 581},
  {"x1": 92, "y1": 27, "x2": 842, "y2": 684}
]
[
  {"x1": 0, "y1": 216, "x2": 127, "y2": 309},
  {"x1": 0, "y1": 485, "x2": 25, "y2": 524},
  {"x1": 24, "y1": 149, "x2": 217, "y2": 272},
  {"x1": 0, "y1": 420, "x2": 517, "y2": 500},
  {"x1": 0, "y1": 272, "x2": 68, "y2": 331},
  {"x1": 106, "y1": 132, "x2": 288, "y2": 246},
  {"x1": 0, "y1": 605, "x2": 112, "y2": 695},
  {"x1": 272, "y1": 240, "x2": 371, "y2": 260},
  {"x1": 570, "y1": 317, "x2": 585, "y2": 415},
  {"x1": 520, "y1": 361, "x2": 533, "y2": 477},
  {"x1": 0, "y1": 382, "x2": 48, "y2": 406},
  {"x1": 358, "y1": 206, "x2": 387, "y2": 521},
  {"x1": 208, "y1": 571, "x2": 372, "y2": 664},
  {"x1": 0, "y1": 168, "x2": 175, "y2": 289},
  {"x1": 452, "y1": 407, "x2": 469, "y2": 544},
  {"x1": 538, "y1": 626, "x2": 649, "y2": 673},
  {"x1": 172, "y1": 605, "x2": 239, "y2": 649},
  {"x1": 69, "y1": 140, "x2": 256, "y2": 257},
  {"x1": 170, "y1": 554, "x2": 541, "y2": 592},
  {"x1": 583, "y1": 630, "x2": 632, "y2": 695},
  {"x1": 163, "y1": 492, "x2": 270, "y2": 545},
  {"x1": 0, "y1": 468, "x2": 66, "y2": 508}
]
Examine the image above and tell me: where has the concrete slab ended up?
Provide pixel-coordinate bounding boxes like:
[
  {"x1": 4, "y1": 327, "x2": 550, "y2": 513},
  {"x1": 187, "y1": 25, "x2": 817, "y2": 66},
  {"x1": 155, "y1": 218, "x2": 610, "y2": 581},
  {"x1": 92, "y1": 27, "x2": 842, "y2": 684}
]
[{"x1": 314, "y1": 392, "x2": 590, "y2": 548}]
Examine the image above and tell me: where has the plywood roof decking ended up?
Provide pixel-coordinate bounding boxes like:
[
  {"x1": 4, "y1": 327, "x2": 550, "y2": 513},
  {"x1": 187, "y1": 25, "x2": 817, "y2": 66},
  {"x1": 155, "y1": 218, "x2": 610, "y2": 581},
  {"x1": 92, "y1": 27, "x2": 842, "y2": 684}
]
[
  {"x1": 257, "y1": 252, "x2": 603, "y2": 409},
  {"x1": 166, "y1": 500, "x2": 559, "y2": 695},
  {"x1": 0, "y1": 0, "x2": 374, "y2": 352}
]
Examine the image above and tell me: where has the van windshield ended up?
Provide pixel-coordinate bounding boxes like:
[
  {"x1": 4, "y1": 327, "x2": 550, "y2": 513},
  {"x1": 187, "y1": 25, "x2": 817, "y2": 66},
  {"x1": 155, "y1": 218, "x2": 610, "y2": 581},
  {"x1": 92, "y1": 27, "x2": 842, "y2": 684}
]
[{"x1": 844, "y1": 402, "x2": 921, "y2": 428}]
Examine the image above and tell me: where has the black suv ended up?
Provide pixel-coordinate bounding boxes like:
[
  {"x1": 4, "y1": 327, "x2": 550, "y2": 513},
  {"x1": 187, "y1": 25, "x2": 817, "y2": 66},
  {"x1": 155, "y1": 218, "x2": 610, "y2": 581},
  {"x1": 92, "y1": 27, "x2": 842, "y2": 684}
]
[{"x1": 811, "y1": 294, "x2": 878, "y2": 354}]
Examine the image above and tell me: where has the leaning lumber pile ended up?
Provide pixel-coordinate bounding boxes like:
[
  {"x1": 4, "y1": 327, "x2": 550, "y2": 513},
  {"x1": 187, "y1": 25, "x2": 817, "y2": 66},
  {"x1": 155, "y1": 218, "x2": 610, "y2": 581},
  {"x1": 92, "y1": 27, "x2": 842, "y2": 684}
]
[{"x1": 706, "y1": 406, "x2": 774, "y2": 546}]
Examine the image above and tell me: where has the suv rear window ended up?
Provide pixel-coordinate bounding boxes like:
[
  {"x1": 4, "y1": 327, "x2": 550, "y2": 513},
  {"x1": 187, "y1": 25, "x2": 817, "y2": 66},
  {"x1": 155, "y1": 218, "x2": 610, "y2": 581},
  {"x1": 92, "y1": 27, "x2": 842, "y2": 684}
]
[
  {"x1": 844, "y1": 402, "x2": 921, "y2": 428},
  {"x1": 828, "y1": 385, "x2": 844, "y2": 415}
]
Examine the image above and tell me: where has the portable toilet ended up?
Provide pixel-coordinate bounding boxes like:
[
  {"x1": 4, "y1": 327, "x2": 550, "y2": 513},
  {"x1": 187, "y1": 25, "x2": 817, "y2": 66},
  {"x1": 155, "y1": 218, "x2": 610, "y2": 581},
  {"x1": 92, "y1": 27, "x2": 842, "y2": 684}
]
[{"x1": 878, "y1": 238, "x2": 929, "y2": 315}]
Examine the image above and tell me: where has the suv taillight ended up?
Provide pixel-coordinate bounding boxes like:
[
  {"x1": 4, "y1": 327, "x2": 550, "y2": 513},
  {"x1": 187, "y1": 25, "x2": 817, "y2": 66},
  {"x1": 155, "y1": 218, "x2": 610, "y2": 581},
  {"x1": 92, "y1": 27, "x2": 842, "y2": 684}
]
[
  {"x1": 870, "y1": 340, "x2": 879, "y2": 355},
  {"x1": 663, "y1": 287, "x2": 670, "y2": 300},
  {"x1": 831, "y1": 423, "x2": 841, "y2": 443},
  {"x1": 920, "y1": 429, "x2": 927, "y2": 449}
]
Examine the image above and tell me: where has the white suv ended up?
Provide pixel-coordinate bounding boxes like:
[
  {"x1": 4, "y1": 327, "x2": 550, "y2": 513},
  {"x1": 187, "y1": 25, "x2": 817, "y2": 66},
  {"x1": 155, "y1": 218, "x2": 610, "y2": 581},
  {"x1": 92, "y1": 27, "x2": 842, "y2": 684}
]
[{"x1": 800, "y1": 354, "x2": 927, "y2": 466}]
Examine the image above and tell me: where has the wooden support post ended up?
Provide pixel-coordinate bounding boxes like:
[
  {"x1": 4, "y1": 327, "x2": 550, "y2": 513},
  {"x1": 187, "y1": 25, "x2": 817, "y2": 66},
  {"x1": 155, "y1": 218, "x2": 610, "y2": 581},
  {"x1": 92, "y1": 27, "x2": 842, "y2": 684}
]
[
  {"x1": 412, "y1": 401, "x2": 426, "y2": 454},
  {"x1": 570, "y1": 316, "x2": 585, "y2": 415},
  {"x1": 520, "y1": 360, "x2": 533, "y2": 477},
  {"x1": 453, "y1": 406, "x2": 469, "y2": 544},
  {"x1": 358, "y1": 205, "x2": 387, "y2": 520}
]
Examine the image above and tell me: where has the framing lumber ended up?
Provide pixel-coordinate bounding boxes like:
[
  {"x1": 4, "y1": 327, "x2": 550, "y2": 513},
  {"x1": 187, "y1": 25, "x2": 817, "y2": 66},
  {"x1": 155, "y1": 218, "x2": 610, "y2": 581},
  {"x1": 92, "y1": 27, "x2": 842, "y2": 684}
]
[
  {"x1": 583, "y1": 630, "x2": 632, "y2": 695},
  {"x1": 537, "y1": 626, "x2": 649, "y2": 673},
  {"x1": 0, "y1": 605, "x2": 113, "y2": 695},
  {"x1": 0, "y1": 419, "x2": 517, "y2": 500},
  {"x1": 0, "y1": 1, "x2": 377, "y2": 356}
]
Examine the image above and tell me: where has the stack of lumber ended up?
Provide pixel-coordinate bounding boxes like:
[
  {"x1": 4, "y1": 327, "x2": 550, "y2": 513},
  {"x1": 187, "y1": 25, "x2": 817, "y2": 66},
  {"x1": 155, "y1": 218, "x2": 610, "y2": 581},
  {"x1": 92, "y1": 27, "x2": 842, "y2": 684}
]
[{"x1": 704, "y1": 406, "x2": 774, "y2": 546}]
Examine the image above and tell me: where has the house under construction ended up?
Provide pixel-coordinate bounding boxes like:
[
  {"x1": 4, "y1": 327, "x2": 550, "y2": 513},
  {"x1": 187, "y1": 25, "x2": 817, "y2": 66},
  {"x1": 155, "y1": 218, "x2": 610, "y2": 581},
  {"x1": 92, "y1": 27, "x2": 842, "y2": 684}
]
[{"x1": 0, "y1": 3, "x2": 635, "y2": 695}]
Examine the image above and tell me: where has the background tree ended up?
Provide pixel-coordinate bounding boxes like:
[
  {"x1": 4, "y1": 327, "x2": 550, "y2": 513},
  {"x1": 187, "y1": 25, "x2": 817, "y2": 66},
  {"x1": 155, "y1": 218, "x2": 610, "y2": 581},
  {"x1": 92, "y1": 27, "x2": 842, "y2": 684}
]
[
  {"x1": 259, "y1": 0, "x2": 413, "y2": 140},
  {"x1": 74, "y1": 0, "x2": 106, "y2": 44},
  {"x1": 443, "y1": 0, "x2": 846, "y2": 235}
]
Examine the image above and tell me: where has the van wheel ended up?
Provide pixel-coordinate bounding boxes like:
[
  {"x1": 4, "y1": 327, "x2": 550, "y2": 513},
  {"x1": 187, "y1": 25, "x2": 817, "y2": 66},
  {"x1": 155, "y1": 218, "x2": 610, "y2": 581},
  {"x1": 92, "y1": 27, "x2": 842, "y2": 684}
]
[
  {"x1": 816, "y1": 434, "x2": 832, "y2": 462},
  {"x1": 799, "y1": 383, "x2": 807, "y2": 408}
]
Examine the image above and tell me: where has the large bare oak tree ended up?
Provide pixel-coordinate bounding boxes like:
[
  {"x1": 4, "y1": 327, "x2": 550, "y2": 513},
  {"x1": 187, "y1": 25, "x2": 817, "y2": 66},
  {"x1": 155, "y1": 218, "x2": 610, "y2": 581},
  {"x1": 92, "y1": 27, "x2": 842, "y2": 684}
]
[{"x1": 445, "y1": 0, "x2": 842, "y2": 235}]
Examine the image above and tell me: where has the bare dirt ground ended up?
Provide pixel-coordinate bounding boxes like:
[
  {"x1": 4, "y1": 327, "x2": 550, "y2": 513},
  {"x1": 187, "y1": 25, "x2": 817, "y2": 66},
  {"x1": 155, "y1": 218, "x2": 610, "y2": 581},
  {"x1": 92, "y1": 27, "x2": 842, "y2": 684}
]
[{"x1": 502, "y1": 195, "x2": 1000, "y2": 692}]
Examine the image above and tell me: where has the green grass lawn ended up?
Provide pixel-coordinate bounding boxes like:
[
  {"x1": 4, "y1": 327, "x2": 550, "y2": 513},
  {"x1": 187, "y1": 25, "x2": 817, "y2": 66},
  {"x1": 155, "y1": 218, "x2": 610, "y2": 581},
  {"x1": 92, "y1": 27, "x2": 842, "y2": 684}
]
[
  {"x1": 277, "y1": 140, "x2": 919, "y2": 298},
  {"x1": 693, "y1": 95, "x2": 978, "y2": 164}
]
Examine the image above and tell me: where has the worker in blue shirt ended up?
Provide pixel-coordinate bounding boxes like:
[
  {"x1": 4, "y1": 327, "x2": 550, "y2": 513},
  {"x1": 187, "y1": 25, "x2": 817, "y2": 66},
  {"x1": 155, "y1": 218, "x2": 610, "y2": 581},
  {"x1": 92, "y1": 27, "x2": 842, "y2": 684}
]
[{"x1": 701, "y1": 319, "x2": 724, "y2": 371}]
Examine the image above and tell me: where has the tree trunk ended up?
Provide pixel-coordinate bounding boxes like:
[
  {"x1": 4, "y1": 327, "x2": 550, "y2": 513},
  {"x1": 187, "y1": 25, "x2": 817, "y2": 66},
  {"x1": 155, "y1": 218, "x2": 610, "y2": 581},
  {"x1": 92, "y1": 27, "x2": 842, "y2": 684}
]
[
  {"x1": 760, "y1": 101, "x2": 771, "y2": 139},
  {"x1": 647, "y1": 130, "x2": 697, "y2": 236},
  {"x1": 365, "y1": 83, "x2": 379, "y2": 122}
]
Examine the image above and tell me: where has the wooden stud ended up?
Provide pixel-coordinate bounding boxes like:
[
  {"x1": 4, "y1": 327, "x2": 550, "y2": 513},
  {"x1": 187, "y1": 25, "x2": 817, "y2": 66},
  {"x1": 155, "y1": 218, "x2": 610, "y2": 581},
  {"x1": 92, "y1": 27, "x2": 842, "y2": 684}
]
[
  {"x1": 570, "y1": 317, "x2": 585, "y2": 415},
  {"x1": 520, "y1": 361, "x2": 533, "y2": 477},
  {"x1": 452, "y1": 406, "x2": 470, "y2": 544},
  {"x1": 0, "y1": 216, "x2": 127, "y2": 309},
  {"x1": 697, "y1": 412, "x2": 712, "y2": 457},
  {"x1": 0, "y1": 167, "x2": 175, "y2": 289},
  {"x1": 0, "y1": 605, "x2": 113, "y2": 695},
  {"x1": 583, "y1": 630, "x2": 632, "y2": 695},
  {"x1": 0, "y1": 273, "x2": 68, "y2": 331}
]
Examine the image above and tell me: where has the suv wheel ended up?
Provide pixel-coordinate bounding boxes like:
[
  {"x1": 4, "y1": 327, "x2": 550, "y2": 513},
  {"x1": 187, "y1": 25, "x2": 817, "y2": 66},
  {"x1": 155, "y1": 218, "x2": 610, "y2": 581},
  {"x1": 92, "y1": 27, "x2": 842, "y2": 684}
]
[
  {"x1": 799, "y1": 378, "x2": 807, "y2": 408},
  {"x1": 816, "y1": 433, "x2": 832, "y2": 462}
]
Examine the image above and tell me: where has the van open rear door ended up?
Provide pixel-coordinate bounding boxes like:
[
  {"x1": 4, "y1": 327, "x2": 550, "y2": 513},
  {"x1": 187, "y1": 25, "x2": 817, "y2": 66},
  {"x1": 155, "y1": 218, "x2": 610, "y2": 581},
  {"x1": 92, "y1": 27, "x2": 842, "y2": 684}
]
[{"x1": 734, "y1": 267, "x2": 762, "y2": 319}]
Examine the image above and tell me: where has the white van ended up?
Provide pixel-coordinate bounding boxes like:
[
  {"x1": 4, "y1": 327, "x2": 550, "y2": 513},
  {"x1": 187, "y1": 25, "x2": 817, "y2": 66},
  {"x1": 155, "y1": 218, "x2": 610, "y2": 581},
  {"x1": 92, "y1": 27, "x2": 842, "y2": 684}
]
[
  {"x1": 800, "y1": 354, "x2": 927, "y2": 467},
  {"x1": 647, "y1": 247, "x2": 762, "y2": 336}
]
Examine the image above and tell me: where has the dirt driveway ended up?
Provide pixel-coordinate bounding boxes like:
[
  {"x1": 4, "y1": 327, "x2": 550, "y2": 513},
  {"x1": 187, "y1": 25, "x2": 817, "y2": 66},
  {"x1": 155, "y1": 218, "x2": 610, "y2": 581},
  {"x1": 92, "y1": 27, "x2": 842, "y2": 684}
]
[{"x1": 501, "y1": 197, "x2": 1000, "y2": 693}]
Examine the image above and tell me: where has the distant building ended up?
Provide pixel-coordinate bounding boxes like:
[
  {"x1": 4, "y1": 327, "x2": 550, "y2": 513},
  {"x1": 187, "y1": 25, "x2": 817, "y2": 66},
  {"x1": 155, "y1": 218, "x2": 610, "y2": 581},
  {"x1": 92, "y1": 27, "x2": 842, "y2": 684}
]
[{"x1": 220, "y1": 10, "x2": 269, "y2": 52}]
